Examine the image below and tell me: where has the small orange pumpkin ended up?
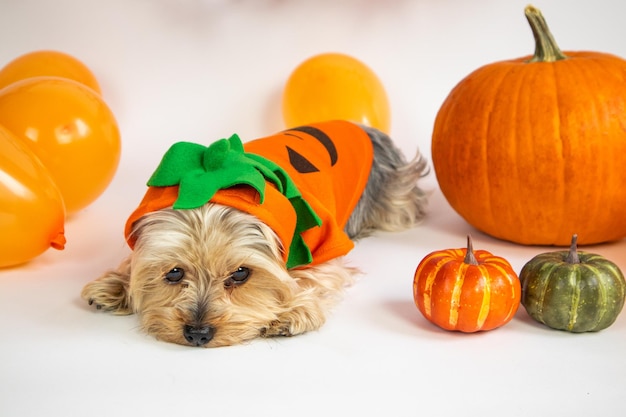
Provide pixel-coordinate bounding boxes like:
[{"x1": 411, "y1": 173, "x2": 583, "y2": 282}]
[
  {"x1": 413, "y1": 236, "x2": 521, "y2": 332},
  {"x1": 431, "y1": 5, "x2": 626, "y2": 246}
]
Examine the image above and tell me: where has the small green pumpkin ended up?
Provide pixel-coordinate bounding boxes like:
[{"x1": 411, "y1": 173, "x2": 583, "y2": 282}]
[{"x1": 519, "y1": 234, "x2": 626, "y2": 332}]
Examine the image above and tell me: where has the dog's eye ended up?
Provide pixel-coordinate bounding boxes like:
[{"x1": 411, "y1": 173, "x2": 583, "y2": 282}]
[
  {"x1": 231, "y1": 267, "x2": 250, "y2": 282},
  {"x1": 224, "y1": 267, "x2": 250, "y2": 288},
  {"x1": 164, "y1": 267, "x2": 185, "y2": 284}
]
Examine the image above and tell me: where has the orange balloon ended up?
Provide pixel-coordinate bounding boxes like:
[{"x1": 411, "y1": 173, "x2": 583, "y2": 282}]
[
  {"x1": 282, "y1": 52, "x2": 391, "y2": 133},
  {"x1": 0, "y1": 125, "x2": 65, "y2": 268},
  {"x1": 0, "y1": 50, "x2": 101, "y2": 94},
  {"x1": 0, "y1": 77, "x2": 121, "y2": 213}
]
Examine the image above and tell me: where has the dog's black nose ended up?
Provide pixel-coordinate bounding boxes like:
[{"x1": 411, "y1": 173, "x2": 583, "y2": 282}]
[{"x1": 183, "y1": 324, "x2": 215, "y2": 346}]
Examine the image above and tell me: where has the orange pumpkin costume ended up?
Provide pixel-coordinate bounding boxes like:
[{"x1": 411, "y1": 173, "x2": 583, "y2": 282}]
[{"x1": 125, "y1": 120, "x2": 374, "y2": 268}]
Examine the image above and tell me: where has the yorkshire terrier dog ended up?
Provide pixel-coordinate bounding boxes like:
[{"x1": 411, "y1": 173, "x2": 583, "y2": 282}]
[{"x1": 82, "y1": 120, "x2": 428, "y2": 347}]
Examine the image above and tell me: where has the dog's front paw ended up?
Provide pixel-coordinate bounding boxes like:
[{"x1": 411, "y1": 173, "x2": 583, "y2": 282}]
[
  {"x1": 81, "y1": 270, "x2": 132, "y2": 315},
  {"x1": 261, "y1": 321, "x2": 294, "y2": 338}
]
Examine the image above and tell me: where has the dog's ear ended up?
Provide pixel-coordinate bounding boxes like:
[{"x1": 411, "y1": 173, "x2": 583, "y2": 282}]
[{"x1": 81, "y1": 256, "x2": 133, "y2": 315}]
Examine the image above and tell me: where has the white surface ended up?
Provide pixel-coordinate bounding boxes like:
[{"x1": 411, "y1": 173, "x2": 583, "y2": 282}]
[{"x1": 1, "y1": 0, "x2": 626, "y2": 416}]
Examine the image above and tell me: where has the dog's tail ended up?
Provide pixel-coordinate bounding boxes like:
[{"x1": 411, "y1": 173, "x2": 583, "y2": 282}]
[{"x1": 345, "y1": 126, "x2": 429, "y2": 240}]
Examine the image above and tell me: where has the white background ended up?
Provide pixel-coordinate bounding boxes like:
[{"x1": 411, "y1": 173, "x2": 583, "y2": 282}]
[{"x1": 1, "y1": 0, "x2": 626, "y2": 416}]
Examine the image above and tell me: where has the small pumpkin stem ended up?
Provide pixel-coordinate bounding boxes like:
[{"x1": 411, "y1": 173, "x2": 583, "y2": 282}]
[
  {"x1": 524, "y1": 5, "x2": 568, "y2": 63},
  {"x1": 464, "y1": 235, "x2": 479, "y2": 265},
  {"x1": 565, "y1": 234, "x2": 581, "y2": 264}
]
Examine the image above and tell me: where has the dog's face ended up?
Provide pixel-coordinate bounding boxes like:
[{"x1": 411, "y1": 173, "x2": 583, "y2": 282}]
[
  {"x1": 129, "y1": 204, "x2": 305, "y2": 347},
  {"x1": 83, "y1": 204, "x2": 348, "y2": 347}
]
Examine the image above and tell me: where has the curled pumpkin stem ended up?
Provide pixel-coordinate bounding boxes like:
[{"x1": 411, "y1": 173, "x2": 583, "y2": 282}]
[
  {"x1": 565, "y1": 234, "x2": 581, "y2": 264},
  {"x1": 464, "y1": 235, "x2": 479, "y2": 265},
  {"x1": 525, "y1": 5, "x2": 568, "y2": 63}
]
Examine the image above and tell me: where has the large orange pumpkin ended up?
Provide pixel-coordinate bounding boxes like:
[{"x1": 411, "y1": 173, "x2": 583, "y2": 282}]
[
  {"x1": 432, "y1": 6, "x2": 626, "y2": 246},
  {"x1": 413, "y1": 236, "x2": 521, "y2": 332}
]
